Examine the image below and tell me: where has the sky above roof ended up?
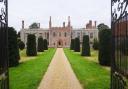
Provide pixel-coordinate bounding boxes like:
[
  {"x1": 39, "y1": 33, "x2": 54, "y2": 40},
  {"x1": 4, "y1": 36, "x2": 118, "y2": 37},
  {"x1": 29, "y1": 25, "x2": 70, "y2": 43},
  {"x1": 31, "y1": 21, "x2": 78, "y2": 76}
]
[{"x1": 8, "y1": 0, "x2": 111, "y2": 31}]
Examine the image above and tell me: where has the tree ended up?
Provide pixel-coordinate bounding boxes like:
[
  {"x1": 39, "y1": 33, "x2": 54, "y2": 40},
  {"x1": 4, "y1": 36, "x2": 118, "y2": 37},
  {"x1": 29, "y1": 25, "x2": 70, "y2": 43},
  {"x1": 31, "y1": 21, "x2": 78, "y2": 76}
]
[
  {"x1": 29, "y1": 22, "x2": 39, "y2": 29},
  {"x1": 17, "y1": 31, "x2": 20, "y2": 38},
  {"x1": 26, "y1": 34, "x2": 37, "y2": 56},
  {"x1": 74, "y1": 37, "x2": 80, "y2": 52},
  {"x1": 8, "y1": 27, "x2": 20, "y2": 67},
  {"x1": 97, "y1": 23, "x2": 109, "y2": 31},
  {"x1": 98, "y1": 29, "x2": 112, "y2": 66},
  {"x1": 93, "y1": 38, "x2": 99, "y2": 50},
  {"x1": 44, "y1": 39, "x2": 48, "y2": 50},
  {"x1": 37, "y1": 37, "x2": 44, "y2": 52},
  {"x1": 81, "y1": 35, "x2": 91, "y2": 56},
  {"x1": 18, "y1": 41, "x2": 25, "y2": 50},
  {"x1": 70, "y1": 39, "x2": 75, "y2": 50}
]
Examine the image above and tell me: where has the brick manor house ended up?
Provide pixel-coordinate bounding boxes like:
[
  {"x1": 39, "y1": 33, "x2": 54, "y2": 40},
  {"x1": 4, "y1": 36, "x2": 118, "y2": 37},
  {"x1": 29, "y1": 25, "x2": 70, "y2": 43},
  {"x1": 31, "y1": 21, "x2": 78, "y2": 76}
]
[{"x1": 20, "y1": 16, "x2": 98, "y2": 48}]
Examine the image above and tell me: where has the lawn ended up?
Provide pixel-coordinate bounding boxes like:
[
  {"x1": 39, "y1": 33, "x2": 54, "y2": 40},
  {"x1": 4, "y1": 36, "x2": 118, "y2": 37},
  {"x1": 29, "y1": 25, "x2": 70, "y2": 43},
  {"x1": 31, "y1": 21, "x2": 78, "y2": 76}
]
[
  {"x1": 9, "y1": 48, "x2": 56, "y2": 89},
  {"x1": 64, "y1": 48, "x2": 110, "y2": 89}
]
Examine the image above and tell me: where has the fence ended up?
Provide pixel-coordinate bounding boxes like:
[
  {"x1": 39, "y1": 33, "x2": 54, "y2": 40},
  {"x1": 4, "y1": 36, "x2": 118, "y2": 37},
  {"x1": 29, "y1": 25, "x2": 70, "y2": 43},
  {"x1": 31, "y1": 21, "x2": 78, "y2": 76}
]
[
  {"x1": 0, "y1": 0, "x2": 9, "y2": 89},
  {"x1": 111, "y1": 0, "x2": 128, "y2": 89}
]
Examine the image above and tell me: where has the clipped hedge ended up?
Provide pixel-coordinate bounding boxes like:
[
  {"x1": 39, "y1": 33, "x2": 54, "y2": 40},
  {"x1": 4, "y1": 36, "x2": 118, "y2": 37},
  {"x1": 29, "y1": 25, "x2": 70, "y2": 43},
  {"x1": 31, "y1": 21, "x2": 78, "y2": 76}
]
[
  {"x1": 26, "y1": 34, "x2": 37, "y2": 56},
  {"x1": 37, "y1": 37, "x2": 44, "y2": 52},
  {"x1": 70, "y1": 39, "x2": 75, "y2": 50},
  {"x1": 8, "y1": 27, "x2": 20, "y2": 67},
  {"x1": 93, "y1": 38, "x2": 99, "y2": 50},
  {"x1": 44, "y1": 39, "x2": 48, "y2": 50},
  {"x1": 18, "y1": 41, "x2": 25, "y2": 50},
  {"x1": 74, "y1": 37, "x2": 80, "y2": 52},
  {"x1": 81, "y1": 35, "x2": 90, "y2": 56},
  {"x1": 98, "y1": 29, "x2": 112, "y2": 66}
]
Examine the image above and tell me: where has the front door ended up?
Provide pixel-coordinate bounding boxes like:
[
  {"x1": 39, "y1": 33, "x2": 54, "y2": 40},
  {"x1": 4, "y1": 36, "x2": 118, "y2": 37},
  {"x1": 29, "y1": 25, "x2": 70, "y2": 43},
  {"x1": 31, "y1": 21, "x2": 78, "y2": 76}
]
[{"x1": 57, "y1": 40, "x2": 63, "y2": 48}]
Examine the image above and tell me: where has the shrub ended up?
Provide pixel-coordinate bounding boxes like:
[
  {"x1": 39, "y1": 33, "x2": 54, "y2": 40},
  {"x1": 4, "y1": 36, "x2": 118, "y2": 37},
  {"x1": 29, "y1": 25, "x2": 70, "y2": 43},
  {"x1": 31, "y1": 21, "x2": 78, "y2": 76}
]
[
  {"x1": 26, "y1": 34, "x2": 37, "y2": 56},
  {"x1": 93, "y1": 38, "x2": 99, "y2": 50},
  {"x1": 37, "y1": 37, "x2": 44, "y2": 52},
  {"x1": 98, "y1": 29, "x2": 112, "y2": 66},
  {"x1": 18, "y1": 41, "x2": 25, "y2": 50},
  {"x1": 29, "y1": 22, "x2": 40, "y2": 29},
  {"x1": 44, "y1": 39, "x2": 48, "y2": 50},
  {"x1": 81, "y1": 35, "x2": 90, "y2": 56},
  {"x1": 8, "y1": 27, "x2": 20, "y2": 67},
  {"x1": 74, "y1": 37, "x2": 80, "y2": 52},
  {"x1": 70, "y1": 39, "x2": 75, "y2": 50}
]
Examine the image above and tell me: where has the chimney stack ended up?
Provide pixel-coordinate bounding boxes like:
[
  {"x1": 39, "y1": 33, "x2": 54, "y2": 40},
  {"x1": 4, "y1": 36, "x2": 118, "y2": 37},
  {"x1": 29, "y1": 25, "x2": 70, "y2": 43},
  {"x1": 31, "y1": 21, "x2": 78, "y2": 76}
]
[
  {"x1": 68, "y1": 16, "x2": 71, "y2": 27},
  {"x1": 94, "y1": 21, "x2": 97, "y2": 28},
  {"x1": 89, "y1": 20, "x2": 92, "y2": 27},
  {"x1": 49, "y1": 16, "x2": 52, "y2": 28},
  {"x1": 38, "y1": 23, "x2": 40, "y2": 28},
  {"x1": 22, "y1": 20, "x2": 24, "y2": 29},
  {"x1": 63, "y1": 22, "x2": 65, "y2": 28}
]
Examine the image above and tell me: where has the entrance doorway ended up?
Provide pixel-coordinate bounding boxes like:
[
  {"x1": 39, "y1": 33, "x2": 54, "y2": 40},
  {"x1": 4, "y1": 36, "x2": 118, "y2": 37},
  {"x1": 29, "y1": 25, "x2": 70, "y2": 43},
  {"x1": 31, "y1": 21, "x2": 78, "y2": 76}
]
[{"x1": 57, "y1": 39, "x2": 63, "y2": 48}]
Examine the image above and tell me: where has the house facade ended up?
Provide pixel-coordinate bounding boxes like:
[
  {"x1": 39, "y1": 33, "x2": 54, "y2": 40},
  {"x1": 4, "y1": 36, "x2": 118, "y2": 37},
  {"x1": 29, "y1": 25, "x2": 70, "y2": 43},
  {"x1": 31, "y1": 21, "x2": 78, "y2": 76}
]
[{"x1": 20, "y1": 16, "x2": 98, "y2": 48}]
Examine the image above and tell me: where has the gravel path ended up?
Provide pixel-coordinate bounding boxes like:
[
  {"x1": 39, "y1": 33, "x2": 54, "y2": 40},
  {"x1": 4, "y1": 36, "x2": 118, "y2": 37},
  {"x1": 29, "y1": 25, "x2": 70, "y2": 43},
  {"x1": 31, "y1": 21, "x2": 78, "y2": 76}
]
[{"x1": 38, "y1": 48, "x2": 83, "y2": 89}]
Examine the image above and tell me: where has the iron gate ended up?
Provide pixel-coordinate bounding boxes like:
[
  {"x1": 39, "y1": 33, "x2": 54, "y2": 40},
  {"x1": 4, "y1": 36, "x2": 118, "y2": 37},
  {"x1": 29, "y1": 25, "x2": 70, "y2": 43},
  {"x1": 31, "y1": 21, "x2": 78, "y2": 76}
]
[
  {"x1": 111, "y1": 0, "x2": 128, "y2": 89},
  {"x1": 0, "y1": 0, "x2": 9, "y2": 89}
]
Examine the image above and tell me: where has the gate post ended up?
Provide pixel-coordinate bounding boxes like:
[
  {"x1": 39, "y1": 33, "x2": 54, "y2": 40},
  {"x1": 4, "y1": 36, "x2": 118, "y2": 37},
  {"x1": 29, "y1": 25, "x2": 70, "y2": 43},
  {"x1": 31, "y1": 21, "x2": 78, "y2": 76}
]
[{"x1": 0, "y1": 0, "x2": 9, "y2": 89}]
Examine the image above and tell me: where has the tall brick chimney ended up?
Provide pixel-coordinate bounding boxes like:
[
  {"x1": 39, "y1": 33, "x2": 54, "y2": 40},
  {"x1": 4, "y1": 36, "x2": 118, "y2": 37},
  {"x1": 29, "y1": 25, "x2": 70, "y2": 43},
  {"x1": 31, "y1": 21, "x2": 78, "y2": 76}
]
[
  {"x1": 94, "y1": 21, "x2": 97, "y2": 28},
  {"x1": 89, "y1": 20, "x2": 92, "y2": 28},
  {"x1": 22, "y1": 20, "x2": 24, "y2": 29},
  {"x1": 63, "y1": 22, "x2": 65, "y2": 28},
  {"x1": 49, "y1": 16, "x2": 52, "y2": 28},
  {"x1": 68, "y1": 16, "x2": 71, "y2": 27},
  {"x1": 38, "y1": 23, "x2": 40, "y2": 28}
]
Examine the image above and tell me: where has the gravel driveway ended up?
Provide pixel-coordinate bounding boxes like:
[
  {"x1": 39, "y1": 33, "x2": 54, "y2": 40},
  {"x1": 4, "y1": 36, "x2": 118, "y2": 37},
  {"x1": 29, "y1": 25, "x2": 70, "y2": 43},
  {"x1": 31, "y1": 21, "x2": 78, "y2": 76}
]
[{"x1": 38, "y1": 48, "x2": 83, "y2": 89}]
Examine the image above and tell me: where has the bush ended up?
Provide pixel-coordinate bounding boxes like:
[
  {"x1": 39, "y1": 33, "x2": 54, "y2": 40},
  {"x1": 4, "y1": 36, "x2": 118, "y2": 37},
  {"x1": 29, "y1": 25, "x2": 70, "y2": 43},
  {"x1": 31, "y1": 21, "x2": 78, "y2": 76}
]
[
  {"x1": 98, "y1": 29, "x2": 112, "y2": 66},
  {"x1": 81, "y1": 35, "x2": 90, "y2": 56},
  {"x1": 37, "y1": 37, "x2": 44, "y2": 52},
  {"x1": 8, "y1": 27, "x2": 20, "y2": 67},
  {"x1": 26, "y1": 34, "x2": 37, "y2": 56},
  {"x1": 44, "y1": 39, "x2": 48, "y2": 50},
  {"x1": 18, "y1": 41, "x2": 25, "y2": 50},
  {"x1": 93, "y1": 38, "x2": 99, "y2": 50},
  {"x1": 70, "y1": 39, "x2": 75, "y2": 50},
  {"x1": 74, "y1": 37, "x2": 80, "y2": 52}
]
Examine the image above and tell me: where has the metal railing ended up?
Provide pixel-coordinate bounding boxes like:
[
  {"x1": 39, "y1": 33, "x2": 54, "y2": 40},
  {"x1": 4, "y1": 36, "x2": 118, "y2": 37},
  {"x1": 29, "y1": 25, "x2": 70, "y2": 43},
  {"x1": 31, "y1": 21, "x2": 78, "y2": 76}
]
[
  {"x1": 0, "y1": 0, "x2": 9, "y2": 89},
  {"x1": 111, "y1": 0, "x2": 128, "y2": 89}
]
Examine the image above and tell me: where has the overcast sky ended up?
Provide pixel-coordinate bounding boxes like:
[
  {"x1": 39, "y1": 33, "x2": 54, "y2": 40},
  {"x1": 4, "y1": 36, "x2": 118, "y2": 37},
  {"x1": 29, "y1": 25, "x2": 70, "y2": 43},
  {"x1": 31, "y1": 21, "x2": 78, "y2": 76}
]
[{"x1": 8, "y1": 0, "x2": 111, "y2": 31}]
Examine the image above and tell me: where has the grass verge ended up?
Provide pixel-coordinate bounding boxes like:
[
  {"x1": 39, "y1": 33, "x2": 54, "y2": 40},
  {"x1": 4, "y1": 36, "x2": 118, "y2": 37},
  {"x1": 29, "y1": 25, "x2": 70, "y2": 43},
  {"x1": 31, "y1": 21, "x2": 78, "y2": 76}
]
[
  {"x1": 64, "y1": 48, "x2": 110, "y2": 89},
  {"x1": 9, "y1": 48, "x2": 56, "y2": 89}
]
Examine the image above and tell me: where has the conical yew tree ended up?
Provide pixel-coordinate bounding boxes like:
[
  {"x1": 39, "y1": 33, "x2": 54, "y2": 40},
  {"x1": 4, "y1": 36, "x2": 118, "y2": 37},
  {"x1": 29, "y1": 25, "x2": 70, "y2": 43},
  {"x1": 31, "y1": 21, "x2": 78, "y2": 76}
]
[
  {"x1": 74, "y1": 37, "x2": 80, "y2": 52},
  {"x1": 26, "y1": 34, "x2": 37, "y2": 56},
  {"x1": 81, "y1": 35, "x2": 90, "y2": 56}
]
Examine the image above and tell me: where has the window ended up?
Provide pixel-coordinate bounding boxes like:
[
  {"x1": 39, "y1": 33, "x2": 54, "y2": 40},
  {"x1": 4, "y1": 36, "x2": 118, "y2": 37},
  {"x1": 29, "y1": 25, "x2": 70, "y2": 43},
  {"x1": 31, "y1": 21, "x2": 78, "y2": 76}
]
[
  {"x1": 77, "y1": 32, "x2": 80, "y2": 38},
  {"x1": 64, "y1": 32, "x2": 67, "y2": 37},
  {"x1": 83, "y1": 32, "x2": 86, "y2": 36},
  {"x1": 47, "y1": 32, "x2": 49, "y2": 39},
  {"x1": 90, "y1": 33, "x2": 93, "y2": 38},
  {"x1": 45, "y1": 32, "x2": 47, "y2": 38},
  {"x1": 39, "y1": 33, "x2": 42, "y2": 37},
  {"x1": 53, "y1": 32, "x2": 56, "y2": 37},
  {"x1": 59, "y1": 32, "x2": 61, "y2": 37},
  {"x1": 65, "y1": 42, "x2": 66, "y2": 45}
]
